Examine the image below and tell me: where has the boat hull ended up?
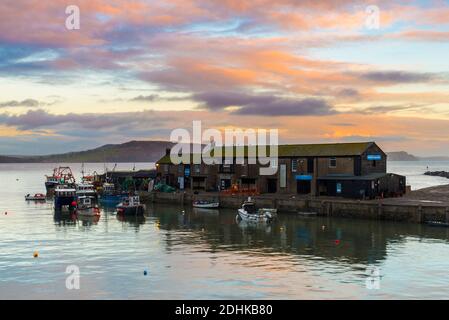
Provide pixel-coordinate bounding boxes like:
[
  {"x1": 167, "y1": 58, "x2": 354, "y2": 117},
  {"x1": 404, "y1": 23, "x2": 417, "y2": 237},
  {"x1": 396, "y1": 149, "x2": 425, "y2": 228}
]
[
  {"x1": 54, "y1": 196, "x2": 77, "y2": 210},
  {"x1": 116, "y1": 205, "x2": 145, "y2": 216},
  {"x1": 237, "y1": 208, "x2": 273, "y2": 223},
  {"x1": 193, "y1": 202, "x2": 220, "y2": 208}
]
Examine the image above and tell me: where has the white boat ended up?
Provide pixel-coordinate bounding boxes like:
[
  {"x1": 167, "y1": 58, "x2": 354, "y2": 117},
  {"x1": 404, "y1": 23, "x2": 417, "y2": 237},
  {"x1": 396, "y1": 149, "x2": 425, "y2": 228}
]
[
  {"x1": 116, "y1": 195, "x2": 145, "y2": 216},
  {"x1": 76, "y1": 182, "x2": 97, "y2": 198},
  {"x1": 237, "y1": 198, "x2": 277, "y2": 223},
  {"x1": 76, "y1": 196, "x2": 100, "y2": 217},
  {"x1": 25, "y1": 193, "x2": 46, "y2": 201},
  {"x1": 193, "y1": 200, "x2": 220, "y2": 208}
]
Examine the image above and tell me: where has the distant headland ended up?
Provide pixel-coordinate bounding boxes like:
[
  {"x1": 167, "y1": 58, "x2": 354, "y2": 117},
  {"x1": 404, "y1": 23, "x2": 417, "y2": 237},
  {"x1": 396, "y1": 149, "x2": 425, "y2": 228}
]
[{"x1": 1, "y1": 141, "x2": 449, "y2": 163}]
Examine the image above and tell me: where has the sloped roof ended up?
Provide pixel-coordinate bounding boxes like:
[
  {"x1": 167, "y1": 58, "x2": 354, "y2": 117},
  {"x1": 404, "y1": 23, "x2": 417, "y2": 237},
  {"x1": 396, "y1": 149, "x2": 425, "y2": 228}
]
[{"x1": 156, "y1": 142, "x2": 376, "y2": 164}]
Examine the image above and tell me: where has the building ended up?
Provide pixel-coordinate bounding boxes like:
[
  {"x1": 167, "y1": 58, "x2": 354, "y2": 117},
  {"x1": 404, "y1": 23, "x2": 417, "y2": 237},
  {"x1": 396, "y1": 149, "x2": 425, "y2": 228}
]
[{"x1": 156, "y1": 142, "x2": 406, "y2": 199}]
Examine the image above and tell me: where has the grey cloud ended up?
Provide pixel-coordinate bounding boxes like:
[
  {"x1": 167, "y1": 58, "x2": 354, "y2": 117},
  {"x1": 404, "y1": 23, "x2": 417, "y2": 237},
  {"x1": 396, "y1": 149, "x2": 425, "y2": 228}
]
[
  {"x1": 0, "y1": 99, "x2": 40, "y2": 108},
  {"x1": 193, "y1": 91, "x2": 337, "y2": 116},
  {"x1": 359, "y1": 71, "x2": 436, "y2": 83}
]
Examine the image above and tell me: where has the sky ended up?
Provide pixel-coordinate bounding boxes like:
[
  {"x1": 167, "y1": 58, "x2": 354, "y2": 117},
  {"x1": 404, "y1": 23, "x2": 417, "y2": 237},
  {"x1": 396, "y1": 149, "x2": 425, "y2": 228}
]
[{"x1": 0, "y1": 0, "x2": 449, "y2": 156}]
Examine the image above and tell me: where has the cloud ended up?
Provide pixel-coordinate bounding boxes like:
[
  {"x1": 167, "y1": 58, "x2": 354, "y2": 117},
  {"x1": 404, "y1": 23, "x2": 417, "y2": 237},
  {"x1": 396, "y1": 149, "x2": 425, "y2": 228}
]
[
  {"x1": 193, "y1": 91, "x2": 337, "y2": 116},
  {"x1": 0, "y1": 109, "x2": 170, "y2": 132},
  {"x1": 130, "y1": 94, "x2": 160, "y2": 102},
  {"x1": 0, "y1": 99, "x2": 41, "y2": 108},
  {"x1": 359, "y1": 71, "x2": 437, "y2": 83}
]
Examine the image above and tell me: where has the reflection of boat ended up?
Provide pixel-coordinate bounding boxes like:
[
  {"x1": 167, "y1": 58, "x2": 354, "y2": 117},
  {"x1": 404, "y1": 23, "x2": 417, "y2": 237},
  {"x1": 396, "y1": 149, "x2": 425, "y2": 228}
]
[
  {"x1": 193, "y1": 207, "x2": 219, "y2": 215},
  {"x1": 54, "y1": 185, "x2": 77, "y2": 211},
  {"x1": 25, "y1": 193, "x2": 46, "y2": 201},
  {"x1": 193, "y1": 200, "x2": 220, "y2": 208},
  {"x1": 76, "y1": 196, "x2": 100, "y2": 217},
  {"x1": 45, "y1": 167, "x2": 75, "y2": 193},
  {"x1": 425, "y1": 220, "x2": 449, "y2": 228},
  {"x1": 116, "y1": 195, "x2": 145, "y2": 216},
  {"x1": 237, "y1": 198, "x2": 277, "y2": 223},
  {"x1": 235, "y1": 215, "x2": 273, "y2": 232}
]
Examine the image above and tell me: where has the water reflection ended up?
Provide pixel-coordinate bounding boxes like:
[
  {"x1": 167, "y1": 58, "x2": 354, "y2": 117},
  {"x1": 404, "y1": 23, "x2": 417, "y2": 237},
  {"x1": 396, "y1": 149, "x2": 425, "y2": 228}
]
[{"x1": 147, "y1": 203, "x2": 449, "y2": 268}]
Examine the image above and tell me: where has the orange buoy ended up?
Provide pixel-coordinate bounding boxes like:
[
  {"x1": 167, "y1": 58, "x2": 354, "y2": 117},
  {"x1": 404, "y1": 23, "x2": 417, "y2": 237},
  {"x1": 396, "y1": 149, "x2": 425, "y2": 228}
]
[{"x1": 33, "y1": 251, "x2": 39, "y2": 258}]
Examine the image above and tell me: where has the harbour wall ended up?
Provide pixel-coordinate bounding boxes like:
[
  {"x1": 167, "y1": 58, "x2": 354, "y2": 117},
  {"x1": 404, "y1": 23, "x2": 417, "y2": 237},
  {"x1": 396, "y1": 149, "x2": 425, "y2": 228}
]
[{"x1": 141, "y1": 192, "x2": 449, "y2": 224}]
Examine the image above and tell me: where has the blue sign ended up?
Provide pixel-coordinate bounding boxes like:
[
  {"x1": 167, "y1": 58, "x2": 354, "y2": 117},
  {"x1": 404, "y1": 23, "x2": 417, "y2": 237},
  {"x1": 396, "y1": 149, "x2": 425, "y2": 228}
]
[
  {"x1": 336, "y1": 183, "x2": 342, "y2": 194},
  {"x1": 296, "y1": 175, "x2": 312, "y2": 181},
  {"x1": 184, "y1": 168, "x2": 190, "y2": 177},
  {"x1": 367, "y1": 154, "x2": 382, "y2": 161}
]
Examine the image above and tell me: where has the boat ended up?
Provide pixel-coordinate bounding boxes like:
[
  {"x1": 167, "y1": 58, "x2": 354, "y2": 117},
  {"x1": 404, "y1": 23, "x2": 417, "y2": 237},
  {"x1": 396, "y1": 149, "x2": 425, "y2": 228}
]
[
  {"x1": 99, "y1": 182, "x2": 126, "y2": 204},
  {"x1": 54, "y1": 185, "x2": 77, "y2": 211},
  {"x1": 25, "y1": 193, "x2": 46, "y2": 201},
  {"x1": 76, "y1": 182, "x2": 97, "y2": 199},
  {"x1": 193, "y1": 200, "x2": 220, "y2": 208},
  {"x1": 237, "y1": 198, "x2": 277, "y2": 223},
  {"x1": 116, "y1": 195, "x2": 145, "y2": 216},
  {"x1": 297, "y1": 211, "x2": 317, "y2": 217},
  {"x1": 425, "y1": 220, "x2": 449, "y2": 228},
  {"x1": 76, "y1": 196, "x2": 100, "y2": 217},
  {"x1": 45, "y1": 167, "x2": 76, "y2": 194}
]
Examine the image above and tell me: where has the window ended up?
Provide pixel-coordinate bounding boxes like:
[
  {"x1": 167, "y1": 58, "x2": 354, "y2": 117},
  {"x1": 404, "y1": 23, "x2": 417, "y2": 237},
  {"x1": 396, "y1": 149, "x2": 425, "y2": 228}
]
[
  {"x1": 291, "y1": 159, "x2": 297, "y2": 172},
  {"x1": 178, "y1": 164, "x2": 184, "y2": 174},
  {"x1": 329, "y1": 157, "x2": 337, "y2": 168},
  {"x1": 271, "y1": 159, "x2": 277, "y2": 168},
  {"x1": 280, "y1": 164, "x2": 287, "y2": 188},
  {"x1": 194, "y1": 164, "x2": 201, "y2": 173},
  {"x1": 163, "y1": 164, "x2": 169, "y2": 173}
]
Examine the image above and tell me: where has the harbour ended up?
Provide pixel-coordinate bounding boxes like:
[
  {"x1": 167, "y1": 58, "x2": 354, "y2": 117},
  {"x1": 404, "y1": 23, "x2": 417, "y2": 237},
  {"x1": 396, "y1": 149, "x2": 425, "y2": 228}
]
[{"x1": 2, "y1": 162, "x2": 449, "y2": 299}]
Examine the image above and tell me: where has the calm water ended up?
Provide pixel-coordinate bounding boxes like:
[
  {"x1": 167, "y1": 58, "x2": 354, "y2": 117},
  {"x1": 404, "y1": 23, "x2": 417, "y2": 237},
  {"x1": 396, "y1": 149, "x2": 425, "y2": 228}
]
[
  {"x1": 388, "y1": 160, "x2": 449, "y2": 190},
  {"x1": 1, "y1": 163, "x2": 449, "y2": 299}
]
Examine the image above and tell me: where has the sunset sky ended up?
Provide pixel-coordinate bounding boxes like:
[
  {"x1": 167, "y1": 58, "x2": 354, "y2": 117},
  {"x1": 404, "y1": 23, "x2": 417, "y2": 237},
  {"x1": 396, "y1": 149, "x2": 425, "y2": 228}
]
[{"x1": 1, "y1": 0, "x2": 449, "y2": 155}]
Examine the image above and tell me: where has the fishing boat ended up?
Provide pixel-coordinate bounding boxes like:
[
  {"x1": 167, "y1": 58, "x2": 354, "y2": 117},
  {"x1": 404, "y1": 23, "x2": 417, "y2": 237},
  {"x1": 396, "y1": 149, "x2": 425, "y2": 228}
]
[
  {"x1": 45, "y1": 167, "x2": 76, "y2": 193},
  {"x1": 25, "y1": 193, "x2": 46, "y2": 201},
  {"x1": 54, "y1": 185, "x2": 77, "y2": 211},
  {"x1": 193, "y1": 200, "x2": 220, "y2": 208},
  {"x1": 76, "y1": 182, "x2": 97, "y2": 199},
  {"x1": 76, "y1": 196, "x2": 100, "y2": 217},
  {"x1": 116, "y1": 195, "x2": 145, "y2": 216},
  {"x1": 99, "y1": 182, "x2": 126, "y2": 203},
  {"x1": 237, "y1": 198, "x2": 277, "y2": 223}
]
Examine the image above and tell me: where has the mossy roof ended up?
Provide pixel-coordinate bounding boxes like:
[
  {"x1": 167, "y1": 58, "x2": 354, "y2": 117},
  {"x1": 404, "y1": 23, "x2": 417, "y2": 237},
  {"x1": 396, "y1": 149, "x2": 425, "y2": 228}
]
[{"x1": 156, "y1": 142, "x2": 375, "y2": 164}]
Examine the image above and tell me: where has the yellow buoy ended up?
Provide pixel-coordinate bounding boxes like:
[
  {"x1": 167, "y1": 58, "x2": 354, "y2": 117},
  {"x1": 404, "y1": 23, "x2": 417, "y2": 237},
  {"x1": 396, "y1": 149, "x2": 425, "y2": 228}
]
[{"x1": 33, "y1": 251, "x2": 39, "y2": 258}]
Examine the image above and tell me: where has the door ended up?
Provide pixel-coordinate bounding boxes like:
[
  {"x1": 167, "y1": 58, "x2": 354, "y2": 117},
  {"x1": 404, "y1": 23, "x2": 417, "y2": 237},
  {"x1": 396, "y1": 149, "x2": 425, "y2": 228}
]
[
  {"x1": 267, "y1": 179, "x2": 277, "y2": 193},
  {"x1": 297, "y1": 180, "x2": 311, "y2": 194}
]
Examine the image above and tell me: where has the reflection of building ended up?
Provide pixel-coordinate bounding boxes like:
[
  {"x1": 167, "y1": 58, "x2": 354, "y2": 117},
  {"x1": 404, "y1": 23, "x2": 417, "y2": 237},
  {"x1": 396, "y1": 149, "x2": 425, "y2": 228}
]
[{"x1": 156, "y1": 142, "x2": 406, "y2": 199}]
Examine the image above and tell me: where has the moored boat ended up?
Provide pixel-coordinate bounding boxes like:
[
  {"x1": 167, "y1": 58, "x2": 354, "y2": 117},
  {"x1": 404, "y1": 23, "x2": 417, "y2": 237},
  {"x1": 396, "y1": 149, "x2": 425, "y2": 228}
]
[
  {"x1": 45, "y1": 167, "x2": 76, "y2": 194},
  {"x1": 116, "y1": 195, "x2": 145, "y2": 216},
  {"x1": 76, "y1": 196, "x2": 100, "y2": 217},
  {"x1": 25, "y1": 193, "x2": 46, "y2": 201},
  {"x1": 237, "y1": 198, "x2": 277, "y2": 223},
  {"x1": 99, "y1": 182, "x2": 126, "y2": 204},
  {"x1": 76, "y1": 182, "x2": 97, "y2": 199},
  {"x1": 54, "y1": 185, "x2": 77, "y2": 211},
  {"x1": 193, "y1": 200, "x2": 220, "y2": 208}
]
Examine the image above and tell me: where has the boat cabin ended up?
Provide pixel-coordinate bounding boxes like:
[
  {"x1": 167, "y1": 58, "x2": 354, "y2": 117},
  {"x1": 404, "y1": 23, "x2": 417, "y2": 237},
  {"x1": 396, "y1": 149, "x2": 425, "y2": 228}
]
[{"x1": 242, "y1": 202, "x2": 257, "y2": 214}]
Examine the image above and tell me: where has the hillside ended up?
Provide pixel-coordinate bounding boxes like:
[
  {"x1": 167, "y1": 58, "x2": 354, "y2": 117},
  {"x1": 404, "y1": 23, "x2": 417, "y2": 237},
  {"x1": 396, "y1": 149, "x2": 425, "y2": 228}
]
[
  {"x1": 0, "y1": 141, "x2": 175, "y2": 163},
  {"x1": 386, "y1": 151, "x2": 419, "y2": 161}
]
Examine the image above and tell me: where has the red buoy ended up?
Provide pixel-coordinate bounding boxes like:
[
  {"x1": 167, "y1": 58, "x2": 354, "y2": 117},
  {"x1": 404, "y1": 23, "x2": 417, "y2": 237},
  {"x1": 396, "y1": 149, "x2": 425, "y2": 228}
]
[{"x1": 334, "y1": 240, "x2": 340, "y2": 245}]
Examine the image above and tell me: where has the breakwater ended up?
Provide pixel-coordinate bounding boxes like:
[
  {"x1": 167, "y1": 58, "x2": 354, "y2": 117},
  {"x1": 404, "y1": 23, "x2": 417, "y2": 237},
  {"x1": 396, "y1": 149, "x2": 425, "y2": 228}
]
[
  {"x1": 425, "y1": 171, "x2": 449, "y2": 179},
  {"x1": 141, "y1": 191, "x2": 449, "y2": 224}
]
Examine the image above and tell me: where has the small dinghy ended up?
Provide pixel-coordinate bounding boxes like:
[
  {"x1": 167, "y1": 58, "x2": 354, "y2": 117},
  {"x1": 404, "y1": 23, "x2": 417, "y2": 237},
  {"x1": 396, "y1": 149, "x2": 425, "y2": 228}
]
[
  {"x1": 298, "y1": 211, "x2": 317, "y2": 217},
  {"x1": 193, "y1": 200, "x2": 220, "y2": 208},
  {"x1": 116, "y1": 195, "x2": 145, "y2": 216},
  {"x1": 25, "y1": 193, "x2": 46, "y2": 201},
  {"x1": 425, "y1": 220, "x2": 449, "y2": 228},
  {"x1": 76, "y1": 196, "x2": 100, "y2": 217},
  {"x1": 237, "y1": 198, "x2": 277, "y2": 223}
]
